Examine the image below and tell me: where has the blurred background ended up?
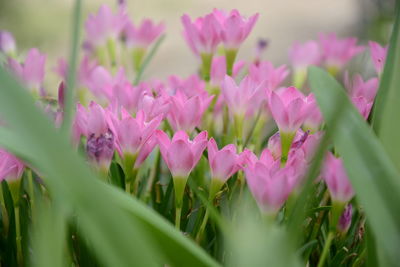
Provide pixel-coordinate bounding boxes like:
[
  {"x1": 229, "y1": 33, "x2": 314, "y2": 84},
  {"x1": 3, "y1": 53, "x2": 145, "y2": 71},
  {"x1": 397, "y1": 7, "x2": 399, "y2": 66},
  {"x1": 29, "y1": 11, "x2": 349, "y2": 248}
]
[{"x1": 0, "y1": 0, "x2": 395, "y2": 80}]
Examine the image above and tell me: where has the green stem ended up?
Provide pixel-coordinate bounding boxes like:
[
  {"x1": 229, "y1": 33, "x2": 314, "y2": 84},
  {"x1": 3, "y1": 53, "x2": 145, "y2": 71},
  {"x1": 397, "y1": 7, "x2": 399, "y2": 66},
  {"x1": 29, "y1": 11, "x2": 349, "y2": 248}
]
[
  {"x1": 225, "y1": 49, "x2": 237, "y2": 76},
  {"x1": 15, "y1": 206, "x2": 22, "y2": 265},
  {"x1": 280, "y1": 132, "x2": 295, "y2": 165},
  {"x1": 317, "y1": 231, "x2": 335, "y2": 267},
  {"x1": 175, "y1": 205, "x2": 182, "y2": 230},
  {"x1": 196, "y1": 208, "x2": 210, "y2": 242},
  {"x1": 200, "y1": 53, "x2": 213, "y2": 82}
]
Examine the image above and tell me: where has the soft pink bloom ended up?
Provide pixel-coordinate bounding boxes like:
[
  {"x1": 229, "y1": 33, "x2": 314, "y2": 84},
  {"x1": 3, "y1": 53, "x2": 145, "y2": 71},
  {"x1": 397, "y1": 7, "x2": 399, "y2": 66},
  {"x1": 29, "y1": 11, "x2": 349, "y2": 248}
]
[
  {"x1": 73, "y1": 102, "x2": 115, "y2": 169},
  {"x1": 167, "y1": 90, "x2": 213, "y2": 133},
  {"x1": 244, "y1": 149, "x2": 292, "y2": 214},
  {"x1": 322, "y1": 152, "x2": 354, "y2": 203},
  {"x1": 168, "y1": 74, "x2": 207, "y2": 98},
  {"x1": 0, "y1": 31, "x2": 16, "y2": 54},
  {"x1": 8, "y1": 48, "x2": 46, "y2": 91},
  {"x1": 222, "y1": 75, "x2": 264, "y2": 117},
  {"x1": 345, "y1": 74, "x2": 379, "y2": 119},
  {"x1": 84, "y1": 4, "x2": 128, "y2": 46},
  {"x1": 249, "y1": 61, "x2": 289, "y2": 91},
  {"x1": 124, "y1": 19, "x2": 165, "y2": 49},
  {"x1": 181, "y1": 13, "x2": 221, "y2": 55},
  {"x1": 212, "y1": 9, "x2": 259, "y2": 50},
  {"x1": 303, "y1": 93, "x2": 323, "y2": 132},
  {"x1": 137, "y1": 91, "x2": 171, "y2": 121},
  {"x1": 210, "y1": 56, "x2": 245, "y2": 88},
  {"x1": 338, "y1": 204, "x2": 353, "y2": 233},
  {"x1": 78, "y1": 56, "x2": 98, "y2": 87},
  {"x1": 207, "y1": 138, "x2": 248, "y2": 182},
  {"x1": 289, "y1": 40, "x2": 321, "y2": 68},
  {"x1": 267, "y1": 86, "x2": 307, "y2": 133},
  {"x1": 156, "y1": 130, "x2": 208, "y2": 178},
  {"x1": 111, "y1": 109, "x2": 161, "y2": 168},
  {"x1": 369, "y1": 41, "x2": 388, "y2": 75},
  {"x1": 0, "y1": 150, "x2": 24, "y2": 182},
  {"x1": 319, "y1": 33, "x2": 364, "y2": 70}
]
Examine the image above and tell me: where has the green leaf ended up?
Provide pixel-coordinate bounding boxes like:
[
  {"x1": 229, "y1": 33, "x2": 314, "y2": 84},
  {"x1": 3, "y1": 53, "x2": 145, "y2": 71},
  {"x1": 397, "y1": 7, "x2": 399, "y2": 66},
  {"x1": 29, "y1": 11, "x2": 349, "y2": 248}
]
[
  {"x1": 309, "y1": 66, "x2": 400, "y2": 266},
  {"x1": 0, "y1": 65, "x2": 220, "y2": 267},
  {"x1": 371, "y1": 1, "x2": 400, "y2": 170}
]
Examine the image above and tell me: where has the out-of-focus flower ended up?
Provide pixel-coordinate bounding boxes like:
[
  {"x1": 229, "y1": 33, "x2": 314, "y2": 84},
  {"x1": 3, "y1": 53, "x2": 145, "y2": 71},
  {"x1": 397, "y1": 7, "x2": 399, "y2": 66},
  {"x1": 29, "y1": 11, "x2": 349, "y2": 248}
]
[
  {"x1": 84, "y1": 4, "x2": 128, "y2": 47},
  {"x1": 181, "y1": 13, "x2": 221, "y2": 56},
  {"x1": 8, "y1": 48, "x2": 46, "y2": 93},
  {"x1": 368, "y1": 41, "x2": 388, "y2": 76},
  {"x1": 249, "y1": 61, "x2": 289, "y2": 91},
  {"x1": 0, "y1": 149, "x2": 24, "y2": 182},
  {"x1": 254, "y1": 38, "x2": 268, "y2": 65},
  {"x1": 289, "y1": 40, "x2": 320, "y2": 88},
  {"x1": 209, "y1": 56, "x2": 245, "y2": 89},
  {"x1": 345, "y1": 74, "x2": 379, "y2": 120},
  {"x1": 303, "y1": 93, "x2": 323, "y2": 133},
  {"x1": 137, "y1": 92, "x2": 170, "y2": 121},
  {"x1": 267, "y1": 129, "x2": 304, "y2": 160},
  {"x1": 124, "y1": 19, "x2": 165, "y2": 49},
  {"x1": 244, "y1": 149, "x2": 292, "y2": 215},
  {"x1": 338, "y1": 204, "x2": 352, "y2": 234},
  {"x1": 322, "y1": 152, "x2": 354, "y2": 203},
  {"x1": 212, "y1": 9, "x2": 259, "y2": 50},
  {"x1": 168, "y1": 74, "x2": 207, "y2": 98},
  {"x1": 0, "y1": 31, "x2": 16, "y2": 55},
  {"x1": 167, "y1": 90, "x2": 213, "y2": 133},
  {"x1": 319, "y1": 33, "x2": 364, "y2": 75}
]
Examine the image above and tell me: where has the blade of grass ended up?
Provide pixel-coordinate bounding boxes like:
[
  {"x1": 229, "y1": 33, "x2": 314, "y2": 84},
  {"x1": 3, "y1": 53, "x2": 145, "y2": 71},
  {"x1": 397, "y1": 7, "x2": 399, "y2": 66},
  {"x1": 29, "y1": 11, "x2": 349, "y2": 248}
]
[
  {"x1": 0, "y1": 66, "x2": 220, "y2": 267},
  {"x1": 371, "y1": 1, "x2": 400, "y2": 170},
  {"x1": 61, "y1": 0, "x2": 82, "y2": 134},
  {"x1": 134, "y1": 35, "x2": 165, "y2": 85},
  {"x1": 309, "y1": 66, "x2": 400, "y2": 266}
]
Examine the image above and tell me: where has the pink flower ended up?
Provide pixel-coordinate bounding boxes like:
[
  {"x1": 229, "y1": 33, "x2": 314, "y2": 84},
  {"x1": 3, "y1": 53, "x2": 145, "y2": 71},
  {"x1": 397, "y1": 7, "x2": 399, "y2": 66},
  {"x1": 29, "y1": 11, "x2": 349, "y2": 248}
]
[
  {"x1": 181, "y1": 13, "x2": 221, "y2": 55},
  {"x1": 289, "y1": 40, "x2": 321, "y2": 69},
  {"x1": 167, "y1": 90, "x2": 213, "y2": 133},
  {"x1": 84, "y1": 5, "x2": 128, "y2": 46},
  {"x1": 8, "y1": 48, "x2": 46, "y2": 91},
  {"x1": 267, "y1": 130, "x2": 304, "y2": 160},
  {"x1": 210, "y1": 56, "x2": 245, "y2": 88},
  {"x1": 345, "y1": 74, "x2": 379, "y2": 119},
  {"x1": 124, "y1": 19, "x2": 165, "y2": 49},
  {"x1": 249, "y1": 61, "x2": 289, "y2": 91},
  {"x1": 0, "y1": 149, "x2": 24, "y2": 182},
  {"x1": 244, "y1": 149, "x2": 292, "y2": 215},
  {"x1": 222, "y1": 75, "x2": 264, "y2": 118},
  {"x1": 322, "y1": 152, "x2": 354, "y2": 203},
  {"x1": 0, "y1": 31, "x2": 16, "y2": 54},
  {"x1": 73, "y1": 102, "x2": 115, "y2": 170},
  {"x1": 207, "y1": 138, "x2": 248, "y2": 182},
  {"x1": 338, "y1": 204, "x2": 353, "y2": 234},
  {"x1": 168, "y1": 74, "x2": 207, "y2": 98},
  {"x1": 137, "y1": 92, "x2": 171, "y2": 121},
  {"x1": 303, "y1": 93, "x2": 323, "y2": 132},
  {"x1": 111, "y1": 109, "x2": 161, "y2": 168},
  {"x1": 212, "y1": 9, "x2": 259, "y2": 50},
  {"x1": 369, "y1": 41, "x2": 388, "y2": 76},
  {"x1": 156, "y1": 130, "x2": 208, "y2": 178},
  {"x1": 268, "y1": 86, "x2": 307, "y2": 133},
  {"x1": 319, "y1": 33, "x2": 364, "y2": 71}
]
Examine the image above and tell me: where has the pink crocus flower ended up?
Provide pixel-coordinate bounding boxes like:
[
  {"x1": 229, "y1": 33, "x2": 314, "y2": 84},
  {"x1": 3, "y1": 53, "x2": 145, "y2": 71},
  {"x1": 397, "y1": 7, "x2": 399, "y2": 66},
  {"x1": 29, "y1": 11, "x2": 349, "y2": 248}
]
[
  {"x1": 157, "y1": 130, "x2": 208, "y2": 179},
  {"x1": 244, "y1": 149, "x2": 292, "y2": 215},
  {"x1": 249, "y1": 61, "x2": 289, "y2": 91},
  {"x1": 212, "y1": 9, "x2": 259, "y2": 50},
  {"x1": 181, "y1": 13, "x2": 221, "y2": 56},
  {"x1": 289, "y1": 40, "x2": 321, "y2": 69},
  {"x1": 322, "y1": 152, "x2": 354, "y2": 203},
  {"x1": 0, "y1": 149, "x2": 24, "y2": 182},
  {"x1": 124, "y1": 19, "x2": 165, "y2": 49},
  {"x1": 84, "y1": 4, "x2": 128, "y2": 46},
  {"x1": 8, "y1": 48, "x2": 46, "y2": 92},
  {"x1": 111, "y1": 109, "x2": 162, "y2": 169},
  {"x1": 345, "y1": 74, "x2": 379, "y2": 120},
  {"x1": 207, "y1": 138, "x2": 248, "y2": 182},
  {"x1": 368, "y1": 41, "x2": 388, "y2": 76},
  {"x1": 268, "y1": 86, "x2": 307, "y2": 133},
  {"x1": 319, "y1": 33, "x2": 364, "y2": 74},
  {"x1": 303, "y1": 93, "x2": 323, "y2": 133},
  {"x1": 0, "y1": 31, "x2": 16, "y2": 55},
  {"x1": 73, "y1": 102, "x2": 115, "y2": 171},
  {"x1": 167, "y1": 90, "x2": 213, "y2": 133},
  {"x1": 222, "y1": 75, "x2": 265, "y2": 118}
]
